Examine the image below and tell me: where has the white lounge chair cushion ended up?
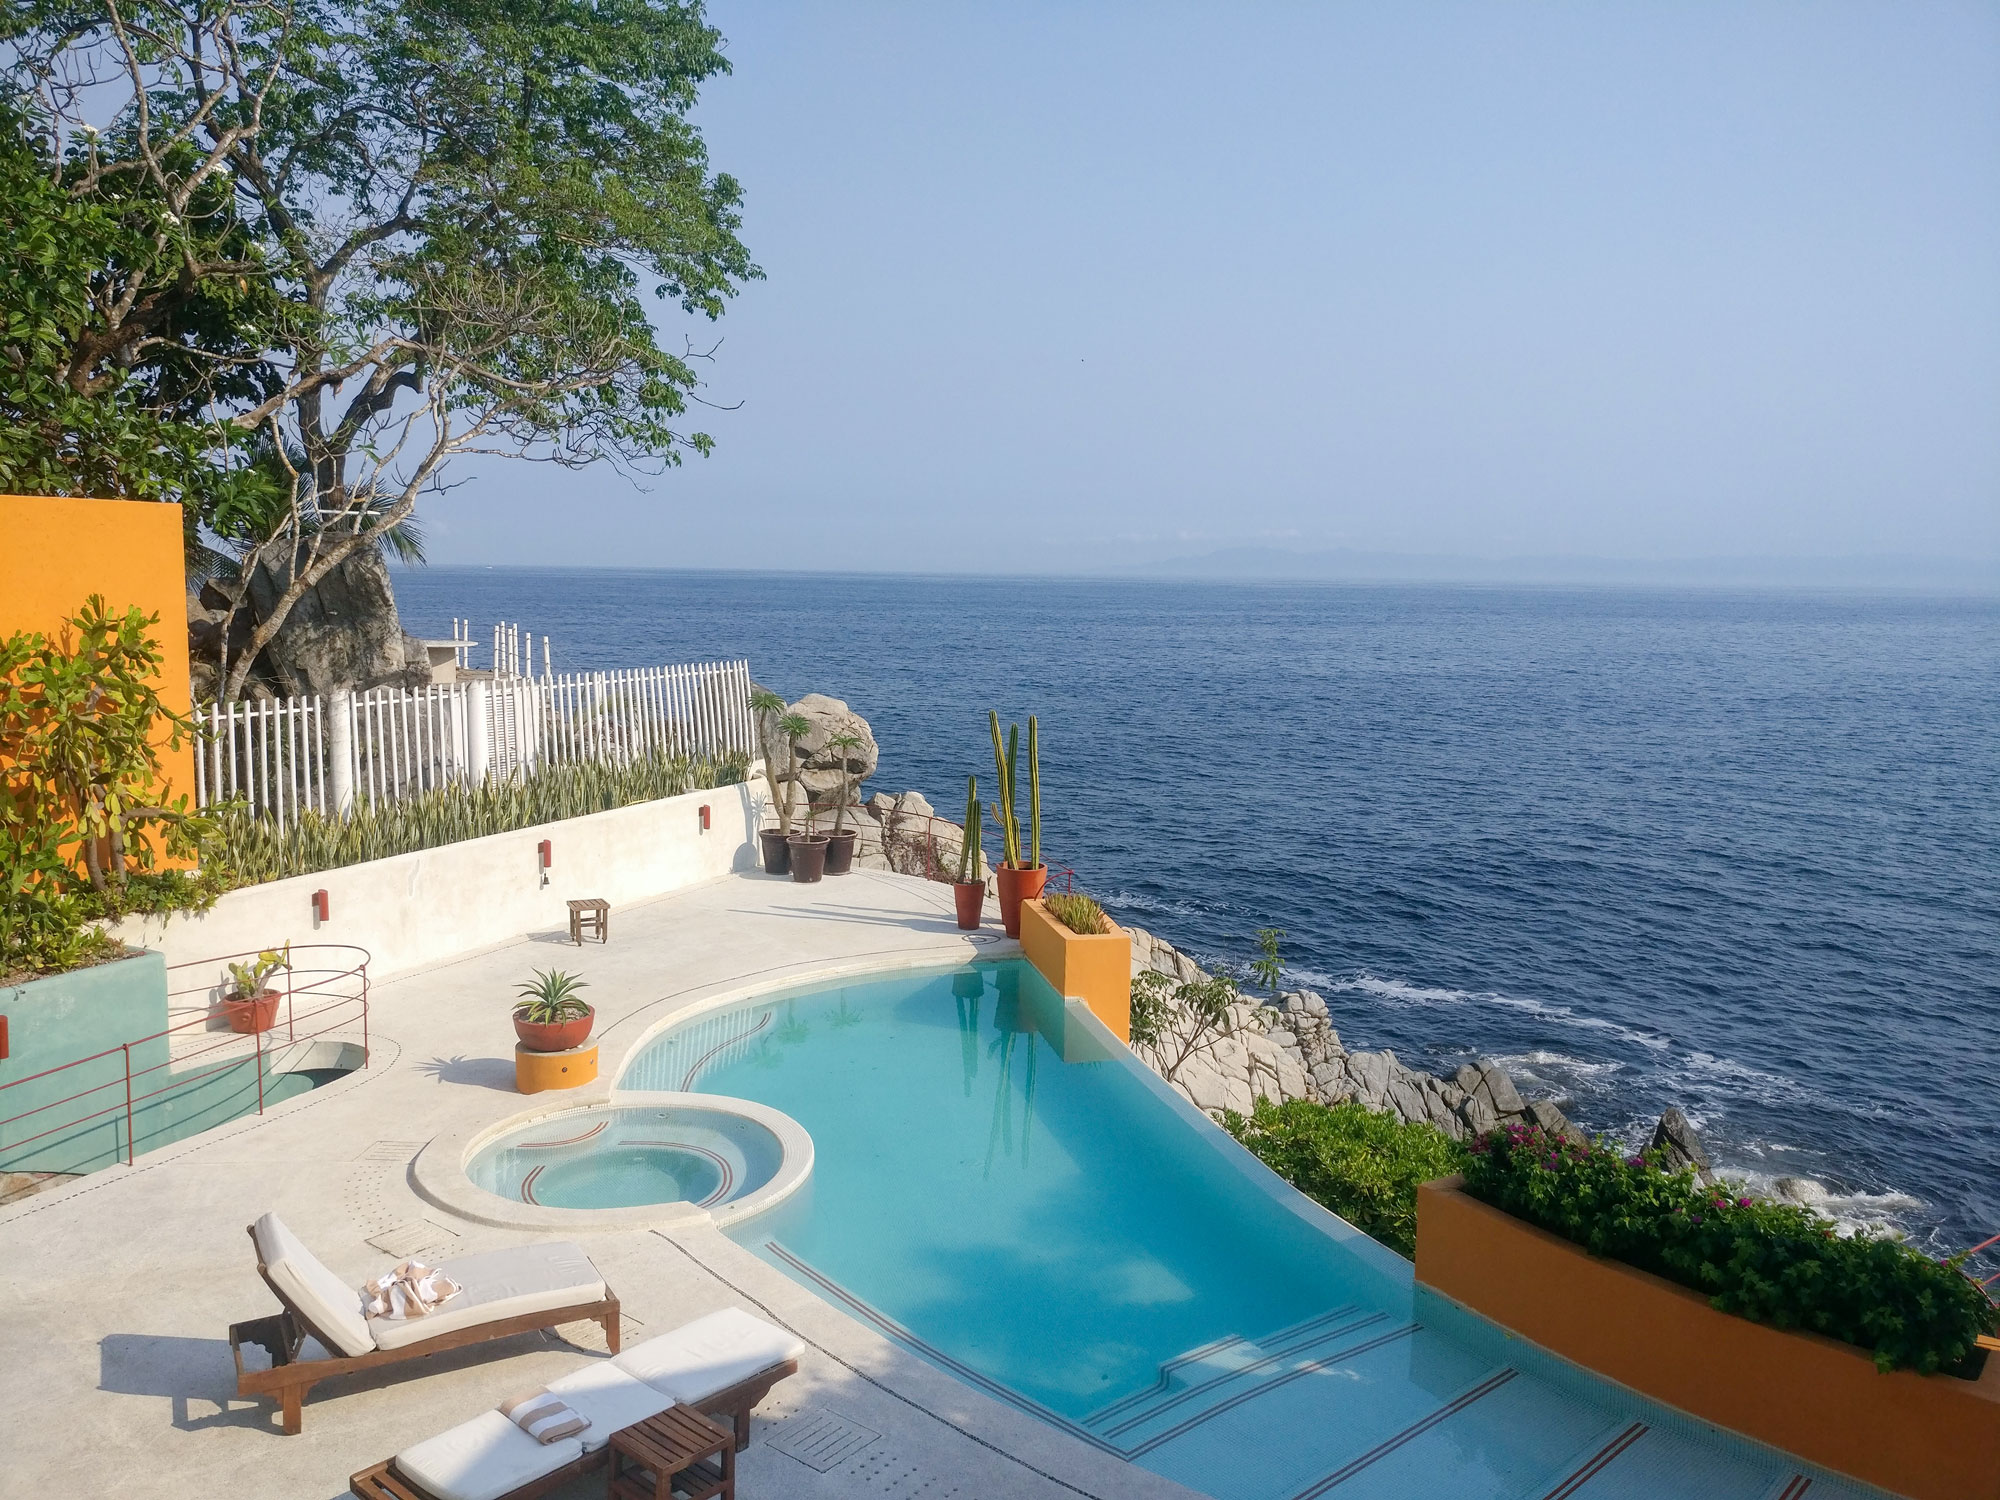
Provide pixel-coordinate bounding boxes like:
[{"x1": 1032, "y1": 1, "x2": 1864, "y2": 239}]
[
  {"x1": 250, "y1": 1212, "x2": 375, "y2": 1358},
  {"x1": 612, "y1": 1307, "x2": 804, "y2": 1403},
  {"x1": 546, "y1": 1362, "x2": 674, "y2": 1451},
  {"x1": 370, "y1": 1240, "x2": 605, "y2": 1351},
  {"x1": 395, "y1": 1410, "x2": 584, "y2": 1500}
]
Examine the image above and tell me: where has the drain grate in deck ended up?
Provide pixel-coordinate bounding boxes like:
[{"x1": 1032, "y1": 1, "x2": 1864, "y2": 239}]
[
  {"x1": 355, "y1": 1140, "x2": 423, "y2": 1163},
  {"x1": 764, "y1": 1406, "x2": 881, "y2": 1472}
]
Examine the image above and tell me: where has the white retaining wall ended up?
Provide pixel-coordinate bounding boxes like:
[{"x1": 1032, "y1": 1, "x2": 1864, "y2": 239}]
[{"x1": 112, "y1": 783, "x2": 760, "y2": 978}]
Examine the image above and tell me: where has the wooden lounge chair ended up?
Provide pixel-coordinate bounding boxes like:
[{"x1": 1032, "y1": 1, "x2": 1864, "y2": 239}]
[
  {"x1": 349, "y1": 1308, "x2": 804, "y2": 1500},
  {"x1": 232, "y1": 1213, "x2": 621, "y2": 1434}
]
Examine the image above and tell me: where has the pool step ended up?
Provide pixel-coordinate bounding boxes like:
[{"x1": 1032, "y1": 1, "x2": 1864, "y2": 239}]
[{"x1": 1082, "y1": 1306, "x2": 1369, "y2": 1433}]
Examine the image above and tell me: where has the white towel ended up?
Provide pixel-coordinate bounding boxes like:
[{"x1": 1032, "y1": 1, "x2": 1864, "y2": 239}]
[
  {"x1": 360, "y1": 1259, "x2": 463, "y2": 1320},
  {"x1": 498, "y1": 1387, "x2": 589, "y2": 1444}
]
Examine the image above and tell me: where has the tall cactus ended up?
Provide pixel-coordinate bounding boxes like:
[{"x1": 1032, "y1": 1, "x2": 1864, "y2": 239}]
[
  {"x1": 1027, "y1": 715, "x2": 1040, "y2": 869},
  {"x1": 988, "y1": 710, "x2": 1020, "y2": 867},
  {"x1": 957, "y1": 775, "x2": 983, "y2": 884}
]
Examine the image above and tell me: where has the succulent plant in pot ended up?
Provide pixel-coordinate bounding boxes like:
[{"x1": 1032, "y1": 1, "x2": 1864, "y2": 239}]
[
  {"x1": 822, "y1": 719, "x2": 867, "y2": 875},
  {"x1": 512, "y1": 968, "x2": 594, "y2": 1052},
  {"x1": 988, "y1": 711, "x2": 1046, "y2": 937},
  {"x1": 953, "y1": 775, "x2": 986, "y2": 929},
  {"x1": 749, "y1": 691, "x2": 803, "y2": 874},
  {"x1": 784, "y1": 706, "x2": 829, "y2": 883},
  {"x1": 221, "y1": 944, "x2": 290, "y2": 1034}
]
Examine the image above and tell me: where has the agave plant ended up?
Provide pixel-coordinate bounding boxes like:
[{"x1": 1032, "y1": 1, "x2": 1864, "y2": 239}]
[{"x1": 512, "y1": 968, "x2": 590, "y2": 1023}]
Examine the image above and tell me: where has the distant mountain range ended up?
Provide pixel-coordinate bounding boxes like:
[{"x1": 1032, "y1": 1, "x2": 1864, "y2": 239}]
[{"x1": 1125, "y1": 546, "x2": 2000, "y2": 591}]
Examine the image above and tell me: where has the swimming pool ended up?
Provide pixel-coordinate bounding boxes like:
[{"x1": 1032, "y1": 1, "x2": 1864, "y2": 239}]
[{"x1": 621, "y1": 961, "x2": 1885, "y2": 1500}]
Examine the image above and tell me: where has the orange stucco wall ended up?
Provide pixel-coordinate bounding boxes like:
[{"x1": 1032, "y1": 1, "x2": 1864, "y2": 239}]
[
  {"x1": 0, "y1": 495, "x2": 196, "y2": 866},
  {"x1": 1020, "y1": 899, "x2": 1132, "y2": 1040},
  {"x1": 1415, "y1": 1176, "x2": 2000, "y2": 1500}
]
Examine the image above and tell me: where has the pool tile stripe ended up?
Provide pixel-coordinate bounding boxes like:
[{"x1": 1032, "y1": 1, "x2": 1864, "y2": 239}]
[
  {"x1": 520, "y1": 1164, "x2": 545, "y2": 1204},
  {"x1": 1541, "y1": 1422, "x2": 1650, "y2": 1499},
  {"x1": 1285, "y1": 1367, "x2": 1520, "y2": 1498},
  {"x1": 1769, "y1": 1478, "x2": 1813, "y2": 1500},
  {"x1": 680, "y1": 1010, "x2": 772, "y2": 1089},
  {"x1": 630, "y1": 1138, "x2": 737, "y2": 1207},
  {"x1": 517, "y1": 1119, "x2": 609, "y2": 1149},
  {"x1": 1100, "y1": 1308, "x2": 1387, "y2": 1439},
  {"x1": 1122, "y1": 1321, "x2": 1420, "y2": 1459}
]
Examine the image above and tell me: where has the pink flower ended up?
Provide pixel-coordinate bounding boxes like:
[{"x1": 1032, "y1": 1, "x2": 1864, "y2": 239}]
[{"x1": 1737, "y1": 1196, "x2": 1752, "y2": 1208}]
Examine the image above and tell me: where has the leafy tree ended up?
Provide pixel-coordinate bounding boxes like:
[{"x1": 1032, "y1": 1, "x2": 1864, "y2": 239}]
[
  {"x1": 1251, "y1": 926, "x2": 1284, "y2": 997},
  {"x1": 3, "y1": 0, "x2": 758, "y2": 697},
  {"x1": 1129, "y1": 967, "x2": 1241, "y2": 1083}
]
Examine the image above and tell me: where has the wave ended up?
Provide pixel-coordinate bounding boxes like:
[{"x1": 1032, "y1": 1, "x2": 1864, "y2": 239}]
[{"x1": 1308, "y1": 970, "x2": 1674, "y2": 1054}]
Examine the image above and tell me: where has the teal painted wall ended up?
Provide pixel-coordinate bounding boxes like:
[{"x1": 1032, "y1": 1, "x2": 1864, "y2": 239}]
[{"x1": 0, "y1": 952, "x2": 169, "y2": 1174}]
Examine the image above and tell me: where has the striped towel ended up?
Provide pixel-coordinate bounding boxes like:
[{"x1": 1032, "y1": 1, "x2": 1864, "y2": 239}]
[
  {"x1": 499, "y1": 1388, "x2": 589, "y2": 1444},
  {"x1": 360, "y1": 1259, "x2": 463, "y2": 1319}
]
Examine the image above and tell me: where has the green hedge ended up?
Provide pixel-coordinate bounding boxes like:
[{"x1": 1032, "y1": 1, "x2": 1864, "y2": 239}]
[
  {"x1": 1224, "y1": 1097, "x2": 1469, "y2": 1259},
  {"x1": 212, "y1": 748, "x2": 748, "y2": 885},
  {"x1": 1462, "y1": 1123, "x2": 1997, "y2": 1374}
]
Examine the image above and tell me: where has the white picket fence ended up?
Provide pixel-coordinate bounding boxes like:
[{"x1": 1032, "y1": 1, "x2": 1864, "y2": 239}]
[{"x1": 195, "y1": 659, "x2": 756, "y2": 825}]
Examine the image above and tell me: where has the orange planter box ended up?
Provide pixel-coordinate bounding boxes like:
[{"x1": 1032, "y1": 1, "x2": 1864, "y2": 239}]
[
  {"x1": 1415, "y1": 1176, "x2": 2000, "y2": 1500},
  {"x1": 515, "y1": 1042, "x2": 598, "y2": 1094},
  {"x1": 1018, "y1": 898, "x2": 1131, "y2": 1041}
]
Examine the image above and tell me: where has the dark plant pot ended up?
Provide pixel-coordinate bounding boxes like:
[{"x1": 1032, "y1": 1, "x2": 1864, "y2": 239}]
[
  {"x1": 788, "y1": 835, "x2": 829, "y2": 883},
  {"x1": 823, "y1": 828, "x2": 858, "y2": 875},
  {"x1": 995, "y1": 863, "x2": 1047, "y2": 938},
  {"x1": 953, "y1": 881, "x2": 986, "y2": 930},
  {"x1": 224, "y1": 989, "x2": 281, "y2": 1034},
  {"x1": 514, "y1": 1006, "x2": 595, "y2": 1053},
  {"x1": 759, "y1": 828, "x2": 792, "y2": 875}
]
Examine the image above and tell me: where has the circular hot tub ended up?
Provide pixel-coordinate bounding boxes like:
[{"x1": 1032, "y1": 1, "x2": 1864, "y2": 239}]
[{"x1": 417, "y1": 1091, "x2": 812, "y2": 1231}]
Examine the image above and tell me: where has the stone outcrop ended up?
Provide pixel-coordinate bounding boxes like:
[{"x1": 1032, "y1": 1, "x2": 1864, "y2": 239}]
[
  {"x1": 187, "y1": 545, "x2": 429, "y2": 701},
  {"x1": 1125, "y1": 924, "x2": 1586, "y2": 1143},
  {"x1": 751, "y1": 690, "x2": 879, "y2": 805},
  {"x1": 1650, "y1": 1106, "x2": 1713, "y2": 1183}
]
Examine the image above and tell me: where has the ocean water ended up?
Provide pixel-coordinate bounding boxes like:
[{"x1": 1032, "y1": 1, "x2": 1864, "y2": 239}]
[{"x1": 395, "y1": 568, "x2": 2000, "y2": 1257}]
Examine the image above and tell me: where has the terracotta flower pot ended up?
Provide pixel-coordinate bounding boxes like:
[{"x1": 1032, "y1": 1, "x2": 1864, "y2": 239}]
[
  {"x1": 824, "y1": 828, "x2": 858, "y2": 875},
  {"x1": 995, "y1": 863, "x2": 1047, "y2": 938},
  {"x1": 759, "y1": 828, "x2": 792, "y2": 875},
  {"x1": 514, "y1": 1006, "x2": 595, "y2": 1053},
  {"x1": 953, "y1": 881, "x2": 986, "y2": 930},
  {"x1": 788, "y1": 834, "x2": 829, "y2": 883},
  {"x1": 224, "y1": 989, "x2": 281, "y2": 1034}
]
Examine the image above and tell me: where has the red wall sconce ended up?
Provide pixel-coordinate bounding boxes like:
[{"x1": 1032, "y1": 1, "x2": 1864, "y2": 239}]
[
  {"x1": 311, "y1": 889, "x2": 330, "y2": 923},
  {"x1": 1, "y1": 1014, "x2": 9, "y2": 1061},
  {"x1": 699, "y1": 804, "x2": 711, "y2": 832},
  {"x1": 538, "y1": 839, "x2": 553, "y2": 870}
]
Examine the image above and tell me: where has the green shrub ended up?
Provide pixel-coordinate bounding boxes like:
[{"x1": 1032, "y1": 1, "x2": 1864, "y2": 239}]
[
  {"x1": 1, "y1": 599, "x2": 220, "y2": 978},
  {"x1": 1042, "y1": 890, "x2": 1107, "y2": 935},
  {"x1": 211, "y1": 747, "x2": 748, "y2": 885},
  {"x1": 1225, "y1": 1097, "x2": 1469, "y2": 1260},
  {"x1": 1462, "y1": 1123, "x2": 1998, "y2": 1373}
]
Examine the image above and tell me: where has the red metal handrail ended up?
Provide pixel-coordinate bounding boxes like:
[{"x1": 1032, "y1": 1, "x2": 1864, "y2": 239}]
[{"x1": 0, "y1": 943, "x2": 370, "y2": 1169}]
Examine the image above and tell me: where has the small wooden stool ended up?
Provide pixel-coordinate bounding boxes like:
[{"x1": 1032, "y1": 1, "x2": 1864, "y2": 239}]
[
  {"x1": 608, "y1": 1405, "x2": 734, "y2": 1500},
  {"x1": 567, "y1": 897, "x2": 610, "y2": 945}
]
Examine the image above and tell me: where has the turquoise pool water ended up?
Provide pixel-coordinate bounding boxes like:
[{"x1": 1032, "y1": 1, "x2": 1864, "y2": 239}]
[
  {"x1": 466, "y1": 1105, "x2": 782, "y2": 1210},
  {"x1": 621, "y1": 962, "x2": 1887, "y2": 1500}
]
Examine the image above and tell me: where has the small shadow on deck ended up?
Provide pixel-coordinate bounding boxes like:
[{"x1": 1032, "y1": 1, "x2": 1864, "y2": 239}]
[
  {"x1": 415, "y1": 1055, "x2": 518, "y2": 1091},
  {"x1": 99, "y1": 1333, "x2": 267, "y2": 1432}
]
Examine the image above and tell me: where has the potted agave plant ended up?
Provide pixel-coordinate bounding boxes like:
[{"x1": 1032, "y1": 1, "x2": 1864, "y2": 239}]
[
  {"x1": 953, "y1": 775, "x2": 986, "y2": 929},
  {"x1": 512, "y1": 968, "x2": 593, "y2": 1052},
  {"x1": 221, "y1": 945, "x2": 290, "y2": 1034},
  {"x1": 988, "y1": 711, "x2": 1047, "y2": 937},
  {"x1": 822, "y1": 720, "x2": 867, "y2": 876}
]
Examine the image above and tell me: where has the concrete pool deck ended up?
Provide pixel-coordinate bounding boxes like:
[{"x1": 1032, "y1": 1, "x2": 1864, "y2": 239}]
[{"x1": 0, "y1": 868, "x2": 1202, "y2": 1500}]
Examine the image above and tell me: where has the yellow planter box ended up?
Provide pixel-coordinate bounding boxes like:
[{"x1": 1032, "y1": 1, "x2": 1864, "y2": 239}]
[
  {"x1": 514, "y1": 1042, "x2": 598, "y2": 1094},
  {"x1": 1415, "y1": 1176, "x2": 2000, "y2": 1500},
  {"x1": 1019, "y1": 899, "x2": 1132, "y2": 1041}
]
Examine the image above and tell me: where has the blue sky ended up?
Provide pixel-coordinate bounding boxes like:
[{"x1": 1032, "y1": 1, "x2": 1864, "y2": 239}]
[{"x1": 424, "y1": 2, "x2": 2000, "y2": 578}]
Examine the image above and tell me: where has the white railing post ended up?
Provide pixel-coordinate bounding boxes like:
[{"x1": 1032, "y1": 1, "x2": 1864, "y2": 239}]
[
  {"x1": 327, "y1": 689, "x2": 355, "y2": 816},
  {"x1": 467, "y1": 679, "x2": 492, "y2": 785}
]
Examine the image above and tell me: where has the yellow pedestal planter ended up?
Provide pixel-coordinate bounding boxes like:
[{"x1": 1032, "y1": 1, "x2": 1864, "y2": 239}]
[
  {"x1": 514, "y1": 1041, "x2": 598, "y2": 1094},
  {"x1": 1019, "y1": 898, "x2": 1132, "y2": 1041}
]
